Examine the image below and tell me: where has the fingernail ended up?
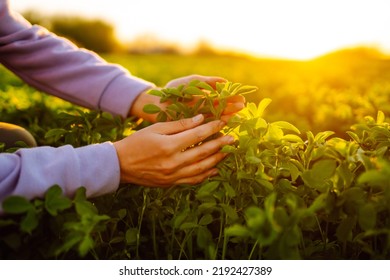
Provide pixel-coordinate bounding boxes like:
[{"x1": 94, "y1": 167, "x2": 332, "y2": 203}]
[
  {"x1": 225, "y1": 135, "x2": 235, "y2": 144},
  {"x1": 192, "y1": 114, "x2": 203, "y2": 123}
]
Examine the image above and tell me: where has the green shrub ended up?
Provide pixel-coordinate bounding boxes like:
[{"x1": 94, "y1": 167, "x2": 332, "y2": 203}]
[{"x1": 1, "y1": 79, "x2": 390, "y2": 259}]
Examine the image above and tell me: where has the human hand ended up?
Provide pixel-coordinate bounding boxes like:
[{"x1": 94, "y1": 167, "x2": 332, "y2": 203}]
[
  {"x1": 164, "y1": 74, "x2": 226, "y2": 89},
  {"x1": 164, "y1": 75, "x2": 246, "y2": 123},
  {"x1": 113, "y1": 114, "x2": 234, "y2": 187},
  {"x1": 129, "y1": 75, "x2": 245, "y2": 123}
]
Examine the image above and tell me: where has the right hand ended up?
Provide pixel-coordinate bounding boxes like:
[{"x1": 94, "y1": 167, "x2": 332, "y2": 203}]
[
  {"x1": 113, "y1": 114, "x2": 234, "y2": 187},
  {"x1": 129, "y1": 75, "x2": 245, "y2": 123}
]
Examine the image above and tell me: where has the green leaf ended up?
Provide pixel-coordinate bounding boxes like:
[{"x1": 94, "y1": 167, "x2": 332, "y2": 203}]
[
  {"x1": 74, "y1": 187, "x2": 87, "y2": 201},
  {"x1": 197, "y1": 181, "x2": 220, "y2": 197},
  {"x1": 265, "y1": 124, "x2": 284, "y2": 142},
  {"x1": 75, "y1": 200, "x2": 98, "y2": 216},
  {"x1": 20, "y1": 209, "x2": 38, "y2": 234},
  {"x1": 197, "y1": 226, "x2": 212, "y2": 249},
  {"x1": 199, "y1": 214, "x2": 213, "y2": 226},
  {"x1": 78, "y1": 235, "x2": 94, "y2": 257},
  {"x1": 314, "y1": 131, "x2": 335, "y2": 143},
  {"x1": 173, "y1": 209, "x2": 189, "y2": 228},
  {"x1": 346, "y1": 131, "x2": 361, "y2": 143},
  {"x1": 247, "y1": 102, "x2": 258, "y2": 117},
  {"x1": 221, "y1": 145, "x2": 236, "y2": 153},
  {"x1": 233, "y1": 85, "x2": 258, "y2": 95},
  {"x1": 148, "y1": 89, "x2": 164, "y2": 97},
  {"x1": 377, "y1": 110, "x2": 385, "y2": 124},
  {"x1": 357, "y1": 169, "x2": 387, "y2": 187},
  {"x1": 336, "y1": 216, "x2": 356, "y2": 242},
  {"x1": 44, "y1": 128, "x2": 67, "y2": 140},
  {"x1": 225, "y1": 224, "x2": 251, "y2": 237},
  {"x1": 288, "y1": 161, "x2": 301, "y2": 181},
  {"x1": 183, "y1": 86, "x2": 205, "y2": 96},
  {"x1": 246, "y1": 155, "x2": 262, "y2": 164},
  {"x1": 302, "y1": 159, "x2": 337, "y2": 191},
  {"x1": 307, "y1": 193, "x2": 328, "y2": 213},
  {"x1": 281, "y1": 134, "x2": 304, "y2": 143},
  {"x1": 2, "y1": 196, "x2": 33, "y2": 214},
  {"x1": 44, "y1": 185, "x2": 72, "y2": 216},
  {"x1": 274, "y1": 207, "x2": 289, "y2": 227},
  {"x1": 166, "y1": 103, "x2": 182, "y2": 113},
  {"x1": 358, "y1": 203, "x2": 376, "y2": 231},
  {"x1": 245, "y1": 206, "x2": 266, "y2": 231},
  {"x1": 220, "y1": 204, "x2": 239, "y2": 221},
  {"x1": 222, "y1": 182, "x2": 236, "y2": 198},
  {"x1": 272, "y1": 121, "x2": 301, "y2": 134},
  {"x1": 125, "y1": 228, "x2": 138, "y2": 245},
  {"x1": 143, "y1": 104, "x2": 161, "y2": 114},
  {"x1": 257, "y1": 98, "x2": 272, "y2": 118},
  {"x1": 196, "y1": 81, "x2": 214, "y2": 91},
  {"x1": 156, "y1": 111, "x2": 168, "y2": 122},
  {"x1": 216, "y1": 82, "x2": 225, "y2": 92},
  {"x1": 180, "y1": 222, "x2": 199, "y2": 230},
  {"x1": 118, "y1": 209, "x2": 127, "y2": 220},
  {"x1": 101, "y1": 111, "x2": 114, "y2": 120}
]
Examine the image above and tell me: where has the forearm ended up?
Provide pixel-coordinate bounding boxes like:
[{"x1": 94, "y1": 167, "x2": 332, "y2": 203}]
[{"x1": 0, "y1": 0, "x2": 155, "y2": 118}]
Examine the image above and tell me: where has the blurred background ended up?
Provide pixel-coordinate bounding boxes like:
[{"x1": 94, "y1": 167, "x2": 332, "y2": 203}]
[
  {"x1": 4, "y1": 0, "x2": 390, "y2": 137},
  {"x1": 12, "y1": 0, "x2": 390, "y2": 59}
]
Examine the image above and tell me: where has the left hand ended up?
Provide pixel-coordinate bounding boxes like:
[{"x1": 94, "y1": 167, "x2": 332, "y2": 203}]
[{"x1": 129, "y1": 75, "x2": 245, "y2": 123}]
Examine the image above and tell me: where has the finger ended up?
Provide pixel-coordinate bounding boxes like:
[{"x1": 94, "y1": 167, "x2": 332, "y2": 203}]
[
  {"x1": 213, "y1": 95, "x2": 245, "y2": 109},
  {"x1": 150, "y1": 114, "x2": 204, "y2": 135},
  {"x1": 221, "y1": 114, "x2": 237, "y2": 123},
  {"x1": 199, "y1": 76, "x2": 227, "y2": 89},
  {"x1": 174, "y1": 119, "x2": 225, "y2": 151},
  {"x1": 173, "y1": 151, "x2": 227, "y2": 184},
  {"x1": 223, "y1": 102, "x2": 245, "y2": 115},
  {"x1": 174, "y1": 168, "x2": 220, "y2": 186},
  {"x1": 177, "y1": 134, "x2": 234, "y2": 166},
  {"x1": 226, "y1": 95, "x2": 246, "y2": 103}
]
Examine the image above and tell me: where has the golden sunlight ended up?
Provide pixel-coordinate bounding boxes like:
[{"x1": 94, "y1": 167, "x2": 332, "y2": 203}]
[{"x1": 13, "y1": 0, "x2": 390, "y2": 60}]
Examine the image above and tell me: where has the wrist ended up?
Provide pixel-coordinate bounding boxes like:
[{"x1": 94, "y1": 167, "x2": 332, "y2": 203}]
[{"x1": 128, "y1": 88, "x2": 161, "y2": 122}]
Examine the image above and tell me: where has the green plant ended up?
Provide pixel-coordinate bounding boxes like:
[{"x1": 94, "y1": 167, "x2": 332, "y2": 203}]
[
  {"x1": 143, "y1": 80, "x2": 257, "y2": 122},
  {"x1": 1, "y1": 62, "x2": 390, "y2": 260}
]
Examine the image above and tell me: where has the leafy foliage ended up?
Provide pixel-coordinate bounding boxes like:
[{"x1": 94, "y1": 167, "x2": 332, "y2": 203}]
[{"x1": 1, "y1": 53, "x2": 390, "y2": 260}]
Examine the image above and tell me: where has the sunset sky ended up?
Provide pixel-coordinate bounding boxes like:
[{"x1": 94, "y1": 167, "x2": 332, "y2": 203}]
[{"x1": 12, "y1": 0, "x2": 390, "y2": 59}]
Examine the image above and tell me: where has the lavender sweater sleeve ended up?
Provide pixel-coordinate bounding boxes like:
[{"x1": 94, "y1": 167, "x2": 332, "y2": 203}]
[
  {"x1": 0, "y1": 0, "x2": 155, "y2": 117},
  {"x1": 0, "y1": 0, "x2": 152, "y2": 210},
  {"x1": 0, "y1": 143, "x2": 121, "y2": 212}
]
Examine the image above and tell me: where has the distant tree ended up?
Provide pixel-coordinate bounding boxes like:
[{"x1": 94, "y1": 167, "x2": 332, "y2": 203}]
[
  {"x1": 193, "y1": 40, "x2": 218, "y2": 56},
  {"x1": 126, "y1": 34, "x2": 180, "y2": 54},
  {"x1": 22, "y1": 10, "x2": 122, "y2": 53}
]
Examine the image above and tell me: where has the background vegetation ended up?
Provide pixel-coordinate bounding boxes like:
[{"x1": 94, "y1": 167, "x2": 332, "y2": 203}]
[{"x1": 1, "y1": 13, "x2": 390, "y2": 260}]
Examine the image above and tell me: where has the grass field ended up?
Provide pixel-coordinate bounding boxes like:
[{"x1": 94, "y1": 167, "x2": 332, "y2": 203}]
[{"x1": 1, "y1": 49, "x2": 390, "y2": 260}]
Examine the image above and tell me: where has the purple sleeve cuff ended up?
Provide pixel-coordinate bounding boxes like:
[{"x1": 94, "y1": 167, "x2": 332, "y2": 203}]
[{"x1": 99, "y1": 73, "x2": 155, "y2": 118}]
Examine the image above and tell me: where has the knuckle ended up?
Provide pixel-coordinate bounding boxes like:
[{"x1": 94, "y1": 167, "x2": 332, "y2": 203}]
[
  {"x1": 159, "y1": 141, "x2": 175, "y2": 155},
  {"x1": 195, "y1": 130, "x2": 206, "y2": 143},
  {"x1": 178, "y1": 118, "x2": 188, "y2": 129},
  {"x1": 161, "y1": 161, "x2": 177, "y2": 175},
  {"x1": 194, "y1": 162, "x2": 207, "y2": 174},
  {"x1": 197, "y1": 147, "x2": 211, "y2": 159}
]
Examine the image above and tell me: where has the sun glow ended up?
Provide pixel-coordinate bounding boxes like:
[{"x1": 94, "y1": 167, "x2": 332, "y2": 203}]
[{"x1": 12, "y1": 0, "x2": 390, "y2": 60}]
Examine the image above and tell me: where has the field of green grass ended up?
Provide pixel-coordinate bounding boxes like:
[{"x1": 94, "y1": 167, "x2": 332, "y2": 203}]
[{"x1": 1, "y1": 49, "x2": 390, "y2": 260}]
